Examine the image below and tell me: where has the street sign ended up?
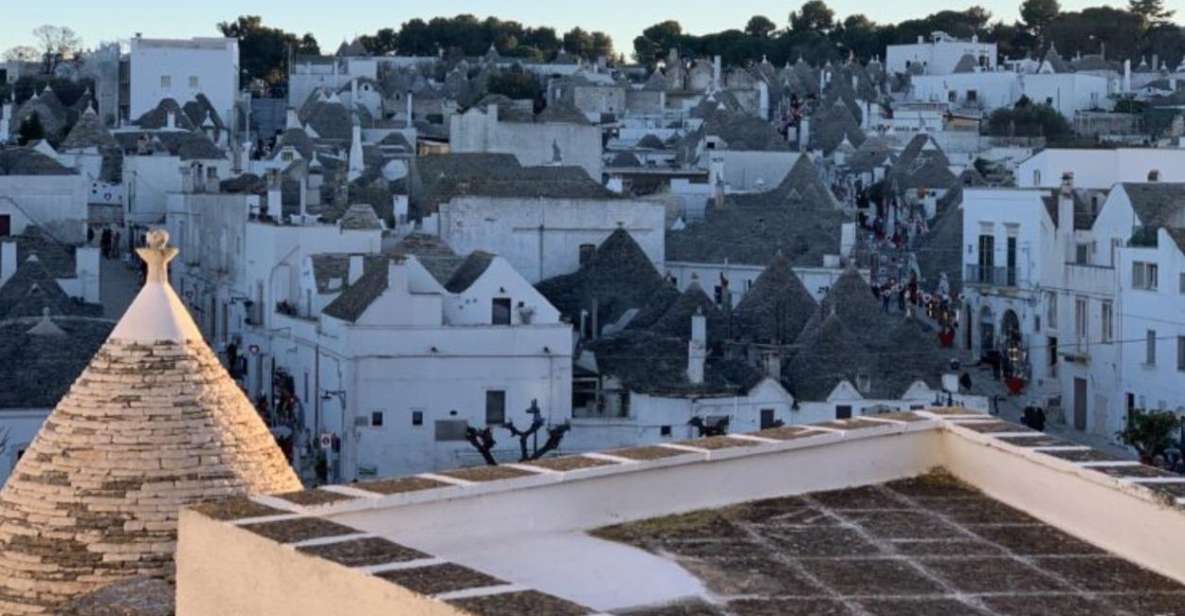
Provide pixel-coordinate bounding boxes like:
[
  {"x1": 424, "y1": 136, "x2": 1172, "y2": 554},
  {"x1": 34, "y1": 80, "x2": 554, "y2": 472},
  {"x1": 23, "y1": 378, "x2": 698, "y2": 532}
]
[{"x1": 319, "y1": 433, "x2": 333, "y2": 451}]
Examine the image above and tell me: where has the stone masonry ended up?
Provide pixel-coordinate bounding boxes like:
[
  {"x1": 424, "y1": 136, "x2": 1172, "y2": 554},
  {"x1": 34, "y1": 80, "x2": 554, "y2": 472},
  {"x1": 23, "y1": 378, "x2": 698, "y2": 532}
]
[{"x1": 0, "y1": 231, "x2": 301, "y2": 614}]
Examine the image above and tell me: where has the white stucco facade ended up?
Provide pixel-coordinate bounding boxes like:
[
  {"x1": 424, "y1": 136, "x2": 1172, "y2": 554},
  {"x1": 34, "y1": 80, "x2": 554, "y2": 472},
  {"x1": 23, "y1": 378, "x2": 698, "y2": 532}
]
[
  {"x1": 0, "y1": 173, "x2": 88, "y2": 243},
  {"x1": 449, "y1": 106, "x2": 603, "y2": 180},
  {"x1": 439, "y1": 195, "x2": 665, "y2": 283},
  {"x1": 129, "y1": 37, "x2": 239, "y2": 127}
]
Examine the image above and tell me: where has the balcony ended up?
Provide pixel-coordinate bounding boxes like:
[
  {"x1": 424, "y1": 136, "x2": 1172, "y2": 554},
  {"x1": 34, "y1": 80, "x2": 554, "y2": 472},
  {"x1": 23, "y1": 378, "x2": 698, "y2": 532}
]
[{"x1": 965, "y1": 265, "x2": 1023, "y2": 288}]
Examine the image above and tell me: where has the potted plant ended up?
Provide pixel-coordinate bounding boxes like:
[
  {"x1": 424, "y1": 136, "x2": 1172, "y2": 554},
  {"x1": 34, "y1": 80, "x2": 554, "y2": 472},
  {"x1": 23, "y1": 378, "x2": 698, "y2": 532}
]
[{"x1": 1117, "y1": 410, "x2": 1182, "y2": 465}]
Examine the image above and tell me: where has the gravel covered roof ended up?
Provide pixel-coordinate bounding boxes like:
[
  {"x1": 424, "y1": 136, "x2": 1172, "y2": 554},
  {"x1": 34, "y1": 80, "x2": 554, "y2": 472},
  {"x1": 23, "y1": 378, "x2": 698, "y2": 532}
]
[
  {"x1": 60, "y1": 108, "x2": 118, "y2": 151},
  {"x1": 133, "y1": 98, "x2": 196, "y2": 130},
  {"x1": 1120, "y1": 182, "x2": 1185, "y2": 230},
  {"x1": 592, "y1": 470, "x2": 1185, "y2": 614},
  {"x1": 337, "y1": 203, "x2": 382, "y2": 230},
  {"x1": 914, "y1": 203, "x2": 964, "y2": 296}
]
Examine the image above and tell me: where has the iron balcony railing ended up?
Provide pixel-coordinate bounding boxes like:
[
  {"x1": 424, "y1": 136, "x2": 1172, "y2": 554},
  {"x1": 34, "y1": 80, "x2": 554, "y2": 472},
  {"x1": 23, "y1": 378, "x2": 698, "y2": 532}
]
[{"x1": 965, "y1": 264, "x2": 1023, "y2": 288}]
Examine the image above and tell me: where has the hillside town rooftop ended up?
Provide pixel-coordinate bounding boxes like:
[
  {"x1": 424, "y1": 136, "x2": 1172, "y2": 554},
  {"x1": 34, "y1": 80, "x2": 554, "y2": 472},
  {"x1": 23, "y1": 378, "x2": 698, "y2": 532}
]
[{"x1": 178, "y1": 410, "x2": 1185, "y2": 615}]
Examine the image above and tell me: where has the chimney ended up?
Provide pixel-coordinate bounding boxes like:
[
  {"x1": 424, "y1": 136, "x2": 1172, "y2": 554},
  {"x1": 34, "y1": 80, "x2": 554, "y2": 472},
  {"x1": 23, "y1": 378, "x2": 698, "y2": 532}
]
[
  {"x1": 687, "y1": 309, "x2": 706, "y2": 385},
  {"x1": 350, "y1": 78, "x2": 358, "y2": 102},
  {"x1": 285, "y1": 107, "x2": 300, "y2": 129},
  {"x1": 166, "y1": 111, "x2": 176, "y2": 129},
  {"x1": 406, "y1": 90, "x2": 414, "y2": 129},
  {"x1": 1124, "y1": 59, "x2": 1132, "y2": 92},
  {"x1": 348, "y1": 255, "x2": 364, "y2": 285},
  {"x1": 0, "y1": 241, "x2": 16, "y2": 286},
  {"x1": 763, "y1": 351, "x2": 782, "y2": 380},
  {"x1": 712, "y1": 55, "x2": 722, "y2": 90},
  {"x1": 917, "y1": 35, "x2": 924, "y2": 44},
  {"x1": 798, "y1": 117, "x2": 811, "y2": 152},
  {"x1": 348, "y1": 119, "x2": 364, "y2": 182},
  {"x1": 266, "y1": 173, "x2": 281, "y2": 217},
  {"x1": 1059, "y1": 172, "x2": 1075, "y2": 253}
]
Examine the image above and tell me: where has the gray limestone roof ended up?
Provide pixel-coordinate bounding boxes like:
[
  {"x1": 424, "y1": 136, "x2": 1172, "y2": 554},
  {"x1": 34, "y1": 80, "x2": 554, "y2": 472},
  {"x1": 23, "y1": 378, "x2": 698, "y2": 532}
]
[
  {"x1": 732, "y1": 254, "x2": 818, "y2": 344},
  {"x1": 0, "y1": 147, "x2": 76, "y2": 176},
  {"x1": 1120, "y1": 183, "x2": 1185, "y2": 230},
  {"x1": 182, "y1": 94, "x2": 225, "y2": 132},
  {"x1": 536, "y1": 228, "x2": 667, "y2": 326},
  {"x1": 1041, "y1": 46, "x2": 1071, "y2": 74},
  {"x1": 666, "y1": 201, "x2": 842, "y2": 269},
  {"x1": 787, "y1": 312, "x2": 875, "y2": 400},
  {"x1": 609, "y1": 151, "x2": 642, "y2": 167},
  {"x1": 953, "y1": 54, "x2": 978, "y2": 74},
  {"x1": 648, "y1": 282, "x2": 728, "y2": 342},
  {"x1": 337, "y1": 204, "x2": 382, "y2": 230},
  {"x1": 443, "y1": 251, "x2": 495, "y2": 293},
  {"x1": 60, "y1": 109, "x2": 118, "y2": 151},
  {"x1": 1041, "y1": 189, "x2": 1106, "y2": 231},
  {"x1": 300, "y1": 101, "x2": 355, "y2": 141},
  {"x1": 421, "y1": 164, "x2": 618, "y2": 203},
  {"x1": 271, "y1": 128, "x2": 316, "y2": 160},
  {"x1": 700, "y1": 111, "x2": 789, "y2": 152},
  {"x1": 810, "y1": 101, "x2": 866, "y2": 155},
  {"x1": 133, "y1": 98, "x2": 196, "y2": 130},
  {"x1": 0, "y1": 257, "x2": 101, "y2": 320},
  {"x1": 847, "y1": 137, "x2": 895, "y2": 174},
  {"x1": 0, "y1": 315, "x2": 113, "y2": 408},
  {"x1": 897, "y1": 156, "x2": 959, "y2": 192},
  {"x1": 322, "y1": 259, "x2": 398, "y2": 322},
  {"x1": 535, "y1": 101, "x2": 590, "y2": 125},
  {"x1": 797, "y1": 267, "x2": 891, "y2": 348},
  {"x1": 175, "y1": 130, "x2": 226, "y2": 161},
  {"x1": 7, "y1": 227, "x2": 76, "y2": 278},
  {"x1": 1166, "y1": 228, "x2": 1185, "y2": 256},
  {"x1": 915, "y1": 203, "x2": 964, "y2": 296},
  {"x1": 1072, "y1": 54, "x2": 1120, "y2": 72},
  {"x1": 587, "y1": 330, "x2": 764, "y2": 397},
  {"x1": 386, "y1": 234, "x2": 466, "y2": 286},
  {"x1": 310, "y1": 253, "x2": 381, "y2": 294},
  {"x1": 112, "y1": 130, "x2": 225, "y2": 161}
]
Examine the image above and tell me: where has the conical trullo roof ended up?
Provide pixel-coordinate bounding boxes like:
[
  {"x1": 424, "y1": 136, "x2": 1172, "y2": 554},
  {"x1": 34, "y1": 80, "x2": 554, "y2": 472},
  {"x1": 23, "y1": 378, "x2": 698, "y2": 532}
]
[
  {"x1": 0, "y1": 230, "x2": 301, "y2": 614},
  {"x1": 732, "y1": 254, "x2": 817, "y2": 343},
  {"x1": 798, "y1": 266, "x2": 889, "y2": 346},
  {"x1": 649, "y1": 280, "x2": 727, "y2": 341}
]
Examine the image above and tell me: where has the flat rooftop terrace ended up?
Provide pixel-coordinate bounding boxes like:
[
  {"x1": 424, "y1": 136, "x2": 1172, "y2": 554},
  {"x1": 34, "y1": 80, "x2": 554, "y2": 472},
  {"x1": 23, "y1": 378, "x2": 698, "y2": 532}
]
[{"x1": 177, "y1": 410, "x2": 1185, "y2": 616}]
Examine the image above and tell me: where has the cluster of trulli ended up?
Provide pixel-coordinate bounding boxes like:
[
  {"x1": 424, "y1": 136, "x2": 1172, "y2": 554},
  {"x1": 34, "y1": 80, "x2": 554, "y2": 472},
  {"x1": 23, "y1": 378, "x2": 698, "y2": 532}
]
[{"x1": 0, "y1": 229, "x2": 301, "y2": 614}]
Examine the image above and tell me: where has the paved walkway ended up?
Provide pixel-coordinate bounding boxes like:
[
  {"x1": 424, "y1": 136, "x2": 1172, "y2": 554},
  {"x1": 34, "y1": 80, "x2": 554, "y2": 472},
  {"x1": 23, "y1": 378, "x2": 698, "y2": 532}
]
[{"x1": 100, "y1": 256, "x2": 141, "y2": 319}]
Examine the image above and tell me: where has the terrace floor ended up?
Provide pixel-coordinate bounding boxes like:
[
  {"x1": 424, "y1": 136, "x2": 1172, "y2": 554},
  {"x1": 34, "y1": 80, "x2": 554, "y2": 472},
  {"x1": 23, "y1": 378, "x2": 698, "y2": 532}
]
[{"x1": 593, "y1": 471, "x2": 1185, "y2": 616}]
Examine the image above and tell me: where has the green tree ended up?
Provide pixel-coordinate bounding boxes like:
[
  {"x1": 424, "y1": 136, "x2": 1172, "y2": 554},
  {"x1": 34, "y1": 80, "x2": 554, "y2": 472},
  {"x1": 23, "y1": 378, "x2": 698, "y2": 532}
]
[
  {"x1": 986, "y1": 100, "x2": 1070, "y2": 139},
  {"x1": 562, "y1": 27, "x2": 594, "y2": 59},
  {"x1": 633, "y1": 35, "x2": 662, "y2": 64},
  {"x1": 18, "y1": 113, "x2": 45, "y2": 146},
  {"x1": 790, "y1": 0, "x2": 835, "y2": 33},
  {"x1": 31, "y1": 25, "x2": 81, "y2": 73},
  {"x1": 486, "y1": 70, "x2": 543, "y2": 100},
  {"x1": 217, "y1": 16, "x2": 319, "y2": 86},
  {"x1": 590, "y1": 32, "x2": 615, "y2": 60},
  {"x1": 1020, "y1": 0, "x2": 1061, "y2": 37},
  {"x1": 359, "y1": 28, "x2": 398, "y2": 55},
  {"x1": 1117, "y1": 410, "x2": 1182, "y2": 462},
  {"x1": 1129, "y1": 0, "x2": 1176, "y2": 25},
  {"x1": 745, "y1": 15, "x2": 778, "y2": 38}
]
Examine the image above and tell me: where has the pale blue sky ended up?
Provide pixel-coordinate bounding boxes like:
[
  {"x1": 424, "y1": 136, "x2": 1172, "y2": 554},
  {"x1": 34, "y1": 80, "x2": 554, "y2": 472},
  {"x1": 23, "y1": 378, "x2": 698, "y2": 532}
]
[{"x1": 1, "y1": 0, "x2": 1116, "y2": 56}]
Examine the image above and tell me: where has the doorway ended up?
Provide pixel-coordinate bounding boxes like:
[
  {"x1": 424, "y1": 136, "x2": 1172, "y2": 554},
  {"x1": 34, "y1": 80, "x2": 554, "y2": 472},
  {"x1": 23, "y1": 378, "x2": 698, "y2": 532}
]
[{"x1": 1073, "y1": 378, "x2": 1088, "y2": 431}]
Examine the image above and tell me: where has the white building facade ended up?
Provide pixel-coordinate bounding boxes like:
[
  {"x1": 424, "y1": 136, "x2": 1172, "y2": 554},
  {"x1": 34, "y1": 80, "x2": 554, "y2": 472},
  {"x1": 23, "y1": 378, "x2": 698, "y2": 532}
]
[{"x1": 129, "y1": 37, "x2": 239, "y2": 127}]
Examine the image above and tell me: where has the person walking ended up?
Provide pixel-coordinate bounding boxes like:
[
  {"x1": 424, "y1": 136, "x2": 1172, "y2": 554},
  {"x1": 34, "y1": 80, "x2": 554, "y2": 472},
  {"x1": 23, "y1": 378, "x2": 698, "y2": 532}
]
[{"x1": 100, "y1": 228, "x2": 111, "y2": 259}]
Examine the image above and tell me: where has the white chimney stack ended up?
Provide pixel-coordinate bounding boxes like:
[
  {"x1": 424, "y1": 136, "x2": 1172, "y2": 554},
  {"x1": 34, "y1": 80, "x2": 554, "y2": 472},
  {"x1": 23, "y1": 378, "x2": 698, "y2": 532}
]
[
  {"x1": 166, "y1": 111, "x2": 176, "y2": 129},
  {"x1": 406, "y1": 90, "x2": 414, "y2": 129},
  {"x1": 348, "y1": 255, "x2": 364, "y2": 285},
  {"x1": 687, "y1": 309, "x2": 707, "y2": 385},
  {"x1": 285, "y1": 107, "x2": 300, "y2": 130},
  {"x1": 712, "y1": 55, "x2": 722, "y2": 90},
  {"x1": 0, "y1": 241, "x2": 17, "y2": 287}
]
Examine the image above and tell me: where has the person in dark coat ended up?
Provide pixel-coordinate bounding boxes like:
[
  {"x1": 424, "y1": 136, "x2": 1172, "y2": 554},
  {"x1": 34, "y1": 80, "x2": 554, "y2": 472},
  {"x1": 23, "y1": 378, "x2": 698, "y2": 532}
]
[{"x1": 100, "y1": 228, "x2": 111, "y2": 259}]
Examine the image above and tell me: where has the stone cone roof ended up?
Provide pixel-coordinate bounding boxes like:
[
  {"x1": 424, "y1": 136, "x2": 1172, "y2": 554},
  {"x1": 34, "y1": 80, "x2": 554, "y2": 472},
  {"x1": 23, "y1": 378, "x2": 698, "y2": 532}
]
[
  {"x1": 732, "y1": 254, "x2": 817, "y2": 343},
  {"x1": 0, "y1": 230, "x2": 301, "y2": 614}
]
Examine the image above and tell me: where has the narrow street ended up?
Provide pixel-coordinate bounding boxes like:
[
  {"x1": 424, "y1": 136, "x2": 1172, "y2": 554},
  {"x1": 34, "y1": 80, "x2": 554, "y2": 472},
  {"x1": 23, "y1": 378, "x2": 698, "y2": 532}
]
[{"x1": 99, "y1": 255, "x2": 140, "y2": 319}]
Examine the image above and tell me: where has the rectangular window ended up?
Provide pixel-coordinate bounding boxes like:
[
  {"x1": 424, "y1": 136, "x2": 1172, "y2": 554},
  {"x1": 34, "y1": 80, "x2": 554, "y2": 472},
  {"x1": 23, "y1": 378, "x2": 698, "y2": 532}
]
[
  {"x1": 491, "y1": 298, "x2": 512, "y2": 325},
  {"x1": 1046, "y1": 292, "x2": 1058, "y2": 329},
  {"x1": 371, "y1": 411, "x2": 384, "y2": 427},
  {"x1": 189, "y1": 75, "x2": 199, "y2": 88},
  {"x1": 160, "y1": 75, "x2": 171, "y2": 88},
  {"x1": 836, "y1": 405, "x2": 853, "y2": 420},
  {"x1": 1178, "y1": 337, "x2": 1185, "y2": 372},
  {"x1": 760, "y1": 409, "x2": 776, "y2": 430},
  {"x1": 485, "y1": 390, "x2": 506, "y2": 425},
  {"x1": 1179, "y1": 272, "x2": 1185, "y2": 294},
  {"x1": 660, "y1": 425, "x2": 671, "y2": 437},
  {"x1": 1074, "y1": 297, "x2": 1087, "y2": 349},
  {"x1": 1075, "y1": 243, "x2": 1090, "y2": 265},
  {"x1": 1006, "y1": 236, "x2": 1017, "y2": 286},
  {"x1": 1048, "y1": 337, "x2": 1058, "y2": 377},
  {"x1": 977, "y1": 234, "x2": 994, "y2": 283},
  {"x1": 1146, "y1": 330, "x2": 1157, "y2": 365},
  {"x1": 1133, "y1": 262, "x2": 1159, "y2": 290},
  {"x1": 966, "y1": 89, "x2": 978, "y2": 102},
  {"x1": 1101, "y1": 301, "x2": 1113, "y2": 344},
  {"x1": 412, "y1": 410, "x2": 423, "y2": 426}
]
